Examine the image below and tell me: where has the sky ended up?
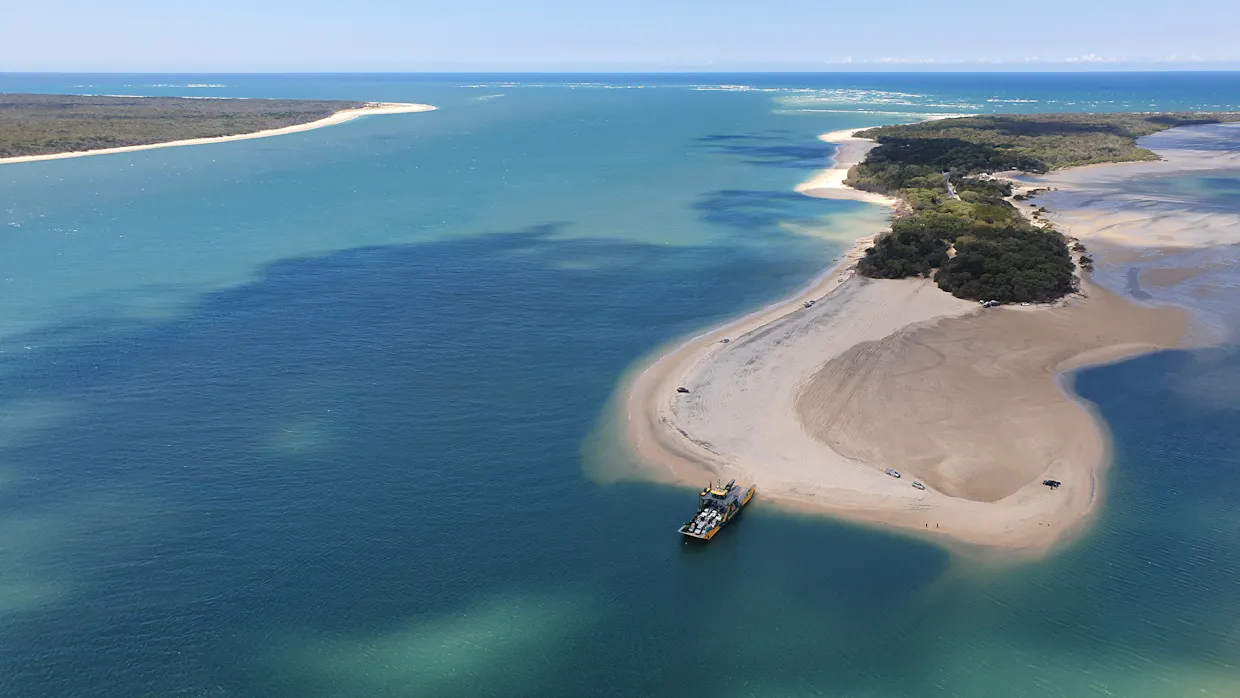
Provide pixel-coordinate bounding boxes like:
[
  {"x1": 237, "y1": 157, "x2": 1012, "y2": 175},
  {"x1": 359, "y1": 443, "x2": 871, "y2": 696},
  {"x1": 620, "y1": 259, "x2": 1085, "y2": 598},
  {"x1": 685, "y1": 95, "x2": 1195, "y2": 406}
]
[{"x1": 4, "y1": 0, "x2": 1240, "y2": 72}]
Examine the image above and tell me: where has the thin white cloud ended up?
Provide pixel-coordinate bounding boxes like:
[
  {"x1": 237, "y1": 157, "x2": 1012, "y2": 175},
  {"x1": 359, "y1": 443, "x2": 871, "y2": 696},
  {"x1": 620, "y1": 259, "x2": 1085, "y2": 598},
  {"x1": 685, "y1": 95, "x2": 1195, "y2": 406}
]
[
  {"x1": 876, "y1": 56, "x2": 939, "y2": 64},
  {"x1": 1159, "y1": 54, "x2": 1207, "y2": 63},
  {"x1": 1062, "y1": 53, "x2": 1124, "y2": 64},
  {"x1": 812, "y1": 53, "x2": 1238, "y2": 69}
]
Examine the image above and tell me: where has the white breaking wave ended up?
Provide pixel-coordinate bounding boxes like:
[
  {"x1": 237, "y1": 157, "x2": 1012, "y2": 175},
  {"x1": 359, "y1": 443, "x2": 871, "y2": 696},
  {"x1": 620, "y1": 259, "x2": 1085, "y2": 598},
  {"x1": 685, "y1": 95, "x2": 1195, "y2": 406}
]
[
  {"x1": 462, "y1": 82, "x2": 652, "y2": 89},
  {"x1": 775, "y1": 109, "x2": 976, "y2": 117}
]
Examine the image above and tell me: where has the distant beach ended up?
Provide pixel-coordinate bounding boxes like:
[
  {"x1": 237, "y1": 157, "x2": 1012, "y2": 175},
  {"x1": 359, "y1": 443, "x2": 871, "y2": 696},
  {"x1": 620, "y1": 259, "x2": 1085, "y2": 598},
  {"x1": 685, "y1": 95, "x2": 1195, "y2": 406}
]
[
  {"x1": 623, "y1": 124, "x2": 1221, "y2": 553},
  {"x1": 0, "y1": 102, "x2": 436, "y2": 165}
]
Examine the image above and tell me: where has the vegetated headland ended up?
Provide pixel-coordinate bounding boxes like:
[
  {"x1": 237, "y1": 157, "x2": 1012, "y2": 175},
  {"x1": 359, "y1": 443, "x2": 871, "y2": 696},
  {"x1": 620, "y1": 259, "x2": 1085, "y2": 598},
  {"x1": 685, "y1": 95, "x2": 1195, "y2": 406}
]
[
  {"x1": 0, "y1": 93, "x2": 435, "y2": 162},
  {"x1": 623, "y1": 112, "x2": 1240, "y2": 554},
  {"x1": 846, "y1": 113, "x2": 1240, "y2": 302}
]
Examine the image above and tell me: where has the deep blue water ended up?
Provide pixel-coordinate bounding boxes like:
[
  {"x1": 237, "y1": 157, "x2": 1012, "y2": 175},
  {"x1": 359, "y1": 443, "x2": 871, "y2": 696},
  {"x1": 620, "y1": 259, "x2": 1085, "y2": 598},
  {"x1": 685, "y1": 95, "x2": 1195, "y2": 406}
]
[{"x1": 1, "y1": 73, "x2": 1239, "y2": 697}]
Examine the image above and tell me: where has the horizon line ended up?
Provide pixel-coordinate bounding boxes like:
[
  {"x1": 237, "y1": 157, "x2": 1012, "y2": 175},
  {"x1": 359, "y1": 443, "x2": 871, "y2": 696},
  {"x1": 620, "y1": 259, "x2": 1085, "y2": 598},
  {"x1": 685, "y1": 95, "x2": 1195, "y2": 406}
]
[{"x1": 4, "y1": 68, "x2": 1240, "y2": 75}]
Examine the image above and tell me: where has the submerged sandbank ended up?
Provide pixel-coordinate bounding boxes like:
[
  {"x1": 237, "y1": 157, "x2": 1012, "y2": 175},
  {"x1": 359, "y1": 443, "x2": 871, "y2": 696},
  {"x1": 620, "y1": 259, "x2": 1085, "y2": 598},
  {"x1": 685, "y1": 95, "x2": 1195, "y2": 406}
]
[
  {"x1": 0, "y1": 102, "x2": 436, "y2": 165},
  {"x1": 619, "y1": 124, "x2": 1215, "y2": 553},
  {"x1": 1024, "y1": 123, "x2": 1240, "y2": 251}
]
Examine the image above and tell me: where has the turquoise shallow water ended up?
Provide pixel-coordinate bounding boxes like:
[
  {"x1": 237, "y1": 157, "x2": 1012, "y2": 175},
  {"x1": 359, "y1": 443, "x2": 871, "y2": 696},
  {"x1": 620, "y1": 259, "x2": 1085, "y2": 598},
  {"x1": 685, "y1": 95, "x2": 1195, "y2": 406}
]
[{"x1": 1, "y1": 73, "x2": 1240, "y2": 696}]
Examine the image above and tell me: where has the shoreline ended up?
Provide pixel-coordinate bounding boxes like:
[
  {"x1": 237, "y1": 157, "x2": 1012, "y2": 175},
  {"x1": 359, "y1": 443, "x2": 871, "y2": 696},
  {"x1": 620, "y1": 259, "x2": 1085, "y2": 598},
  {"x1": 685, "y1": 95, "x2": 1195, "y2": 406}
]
[
  {"x1": 0, "y1": 102, "x2": 436, "y2": 165},
  {"x1": 618, "y1": 125, "x2": 1199, "y2": 554},
  {"x1": 794, "y1": 128, "x2": 898, "y2": 207}
]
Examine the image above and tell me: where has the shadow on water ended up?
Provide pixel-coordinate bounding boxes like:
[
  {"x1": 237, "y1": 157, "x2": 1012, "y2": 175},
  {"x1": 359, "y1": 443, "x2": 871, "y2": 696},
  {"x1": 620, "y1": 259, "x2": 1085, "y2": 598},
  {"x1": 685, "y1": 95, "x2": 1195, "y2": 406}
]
[
  {"x1": 1, "y1": 224, "x2": 1239, "y2": 696},
  {"x1": 696, "y1": 131, "x2": 839, "y2": 169},
  {"x1": 0, "y1": 223, "x2": 936, "y2": 696},
  {"x1": 694, "y1": 189, "x2": 830, "y2": 231}
]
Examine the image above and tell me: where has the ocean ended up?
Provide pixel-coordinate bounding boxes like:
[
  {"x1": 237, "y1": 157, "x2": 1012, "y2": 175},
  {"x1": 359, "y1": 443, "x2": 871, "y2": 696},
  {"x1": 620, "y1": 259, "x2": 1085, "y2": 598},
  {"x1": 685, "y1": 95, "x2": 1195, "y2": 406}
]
[{"x1": 1, "y1": 73, "x2": 1239, "y2": 697}]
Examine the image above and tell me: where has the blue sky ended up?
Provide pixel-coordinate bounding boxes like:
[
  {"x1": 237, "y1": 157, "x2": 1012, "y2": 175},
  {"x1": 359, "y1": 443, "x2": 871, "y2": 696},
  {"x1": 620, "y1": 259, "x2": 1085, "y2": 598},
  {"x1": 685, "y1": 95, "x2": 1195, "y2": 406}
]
[{"x1": 4, "y1": 0, "x2": 1239, "y2": 72}]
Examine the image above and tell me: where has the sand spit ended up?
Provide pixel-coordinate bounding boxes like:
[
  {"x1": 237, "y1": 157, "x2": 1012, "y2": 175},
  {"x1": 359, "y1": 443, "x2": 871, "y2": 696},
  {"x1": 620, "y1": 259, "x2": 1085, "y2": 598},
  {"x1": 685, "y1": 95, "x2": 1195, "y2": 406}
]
[
  {"x1": 0, "y1": 102, "x2": 437, "y2": 165},
  {"x1": 627, "y1": 262, "x2": 1189, "y2": 550},
  {"x1": 621, "y1": 122, "x2": 1212, "y2": 553}
]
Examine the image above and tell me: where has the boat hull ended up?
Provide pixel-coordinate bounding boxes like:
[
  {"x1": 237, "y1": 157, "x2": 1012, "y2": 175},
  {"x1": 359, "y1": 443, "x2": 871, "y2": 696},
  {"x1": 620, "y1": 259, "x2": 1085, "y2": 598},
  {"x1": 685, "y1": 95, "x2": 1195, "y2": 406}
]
[{"x1": 678, "y1": 485, "x2": 755, "y2": 541}]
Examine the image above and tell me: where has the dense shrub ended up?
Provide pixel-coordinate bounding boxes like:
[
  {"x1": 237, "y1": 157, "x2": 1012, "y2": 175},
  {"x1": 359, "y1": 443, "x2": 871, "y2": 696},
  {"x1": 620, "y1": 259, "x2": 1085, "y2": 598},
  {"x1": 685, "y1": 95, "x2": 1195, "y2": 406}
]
[{"x1": 935, "y1": 227, "x2": 1075, "y2": 302}]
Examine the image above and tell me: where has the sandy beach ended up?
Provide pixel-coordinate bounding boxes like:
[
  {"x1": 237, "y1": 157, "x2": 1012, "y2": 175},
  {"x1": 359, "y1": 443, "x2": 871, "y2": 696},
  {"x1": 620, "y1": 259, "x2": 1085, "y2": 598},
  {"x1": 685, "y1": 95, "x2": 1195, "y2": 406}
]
[
  {"x1": 795, "y1": 128, "x2": 898, "y2": 207},
  {"x1": 0, "y1": 102, "x2": 436, "y2": 165},
  {"x1": 621, "y1": 123, "x2": 1214, "y2": 553}
]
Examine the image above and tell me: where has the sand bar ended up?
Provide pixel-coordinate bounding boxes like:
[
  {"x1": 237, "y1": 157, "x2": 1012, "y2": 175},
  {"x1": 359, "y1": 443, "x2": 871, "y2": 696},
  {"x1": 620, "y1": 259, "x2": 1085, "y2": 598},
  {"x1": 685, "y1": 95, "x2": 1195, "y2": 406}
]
[
  {"x1": 0, "y1": 102, "x2": 436, "y2": 165},
  {"x1": 621, "y1": 124, "x2": 1211, "y2": 553}
]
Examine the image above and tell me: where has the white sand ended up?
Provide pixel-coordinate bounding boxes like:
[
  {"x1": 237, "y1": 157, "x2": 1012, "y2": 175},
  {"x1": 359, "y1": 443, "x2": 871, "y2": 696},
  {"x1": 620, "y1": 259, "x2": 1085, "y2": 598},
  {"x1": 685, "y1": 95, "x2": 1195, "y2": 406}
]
[
  {"x1": 0, "y1": 102, "x2": 436, "y2": 165},
  {"x1": 795, "y1": 129, "x2": 897, "y2": 207},
  {"x1": 620, "y1": 121, "x2": 1209, "y2": 554}
]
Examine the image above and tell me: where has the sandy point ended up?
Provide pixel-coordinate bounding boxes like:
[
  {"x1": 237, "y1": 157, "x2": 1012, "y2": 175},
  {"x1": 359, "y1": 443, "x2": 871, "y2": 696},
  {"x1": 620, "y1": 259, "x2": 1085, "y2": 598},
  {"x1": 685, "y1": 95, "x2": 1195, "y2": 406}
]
[
  {"x1": 0, "y1": 101, "x2": 437, "y2": 165},
  {"x1": 609, "y1": 122, "x2": 1208, "y2": 556}
]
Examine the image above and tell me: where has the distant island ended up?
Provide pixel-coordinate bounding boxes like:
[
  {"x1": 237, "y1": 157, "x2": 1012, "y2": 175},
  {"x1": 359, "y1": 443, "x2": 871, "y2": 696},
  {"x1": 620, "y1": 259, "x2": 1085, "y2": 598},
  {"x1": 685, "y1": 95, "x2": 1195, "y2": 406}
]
[
  {"x1": 0, "y1": 94, "x2": 435, "y2": 161},
  {"x1": 846, "y1": 113, "x2": 1240, "y2": 303}
]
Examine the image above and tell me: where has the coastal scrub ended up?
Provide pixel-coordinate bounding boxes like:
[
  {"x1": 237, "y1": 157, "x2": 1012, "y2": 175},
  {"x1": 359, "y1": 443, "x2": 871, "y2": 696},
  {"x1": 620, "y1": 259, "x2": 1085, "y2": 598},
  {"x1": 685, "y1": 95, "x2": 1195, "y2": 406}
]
[
  {"x1": 0, "y1": 94, "x2": 367, "y2": 158},
  {"x1": 847, "y1": 112, "x2": 1240, "y2": 303}
]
